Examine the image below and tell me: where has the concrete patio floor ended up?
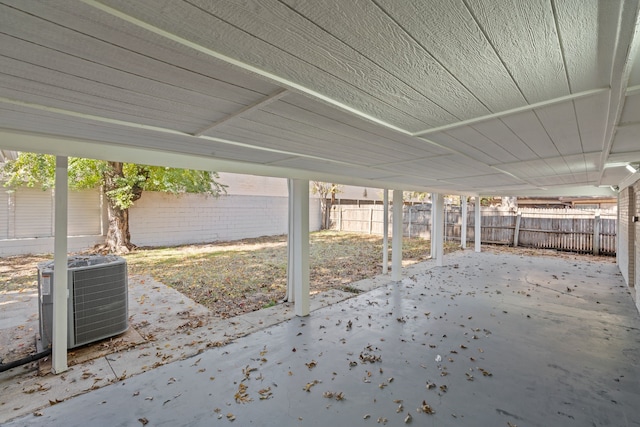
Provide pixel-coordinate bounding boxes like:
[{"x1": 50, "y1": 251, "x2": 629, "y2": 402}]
[{"x1": 2, "y1": 249, "x2": 639, "y2": 427}]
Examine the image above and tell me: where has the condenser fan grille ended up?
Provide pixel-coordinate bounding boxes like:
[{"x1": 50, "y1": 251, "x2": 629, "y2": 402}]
[{"x1": 72, "y1": 264, "x2": 128, "y2": 346}]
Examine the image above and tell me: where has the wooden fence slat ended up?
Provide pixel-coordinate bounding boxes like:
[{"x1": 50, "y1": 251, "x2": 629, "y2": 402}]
[{"x1": 330, "y1": 205, "x2": 617, "y2": 255}]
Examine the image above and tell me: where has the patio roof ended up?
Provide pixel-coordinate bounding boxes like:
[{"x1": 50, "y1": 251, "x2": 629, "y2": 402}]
[{"x1": 1, "y1": 1, "x2": 640, "y2": 196}]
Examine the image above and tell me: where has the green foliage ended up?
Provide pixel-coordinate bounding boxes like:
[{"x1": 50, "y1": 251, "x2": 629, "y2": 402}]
[
  {"x1": 2, "y1": 153, "x2": 226, "y2": 210},
  {"x1": 1, "y1": 153, "x2": 56, "y2": 190}
]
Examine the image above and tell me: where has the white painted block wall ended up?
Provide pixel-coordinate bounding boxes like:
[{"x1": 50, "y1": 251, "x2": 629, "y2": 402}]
[
  {"x1": 0, "y1": 176, "x2": 322, "y2": 255},
  {"x1": 129, "y1": 192, "x2": 322, "y2": 247}
]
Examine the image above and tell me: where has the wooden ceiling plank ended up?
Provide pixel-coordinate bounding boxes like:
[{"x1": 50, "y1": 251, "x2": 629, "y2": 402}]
[
  {"x1": 424, "y1": 132, "x2": 498, "y2": 165},
  {"x1": 0, "y1": 84, "x2": 206, "y2": 134},
  {"x1": 500, "y1": 111, "x2": 561, "y2": 159},
  {"x1": 553, "y1": 0, "x2": 605, "y2": 92},
  {"x1": 91, "y1": 0, "x2": 439, "y2": 131},
  {"x1": 465, "y1": 0, "x2": 569, "y2": 103},
  {"x1": 195, "y1": 89, "x2": 288, "y2": 136},
  {"x1": 376, "y1": 0, "x2": 526, "y2": 113},
  {"x1": 0, "y1": 58, "x2": 232, "y2": 128},
  {"x1": 221, "y1": 112, "x2": 445, "y2": 167},
  {"x1": 0, "y1": 6, "x2": 273, "y2": 106},
  {"x1": 0, "y1": 106, "x2": 290, "y2": 164},
  {"x1": 470, "y1": 120, "x2": 538, "y2": 161},
  {"x1": 573, "y1": 91, "x2": 609, "y2": 153},
  {"x1": 261, "y1": 100, "x2": 444, "y2": 159},
  {"x1": 443, "y1": 127, "x2": 519, "y2": 163},
  {"x1": 534, "y1": 102, "x2": 583, "y2": 157},
  {"x1": 281, "y1": 0, "x2": 490, "y2": 120},
  {"x1": 282, "y1": 94, "x2": 451, "y2": 156}
]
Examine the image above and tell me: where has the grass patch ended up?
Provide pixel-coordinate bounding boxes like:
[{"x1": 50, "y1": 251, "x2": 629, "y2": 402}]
[{"x1": 1, "y1": 231, "x2": 459, "y2": 318}]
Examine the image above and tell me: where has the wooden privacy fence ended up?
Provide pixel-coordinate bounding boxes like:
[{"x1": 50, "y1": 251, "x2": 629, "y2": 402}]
[{"x1": 330, "y1": 205, "x2": 617, "y2": 255}]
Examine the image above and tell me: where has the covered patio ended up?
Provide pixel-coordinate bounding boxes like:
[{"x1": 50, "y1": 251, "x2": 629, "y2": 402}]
[
  {"x1": 1, "y1": 1, "x2": 640, "y2": 424},
  {"x1": 3, "y1": 249, "x2": 639, "y2": 426}
]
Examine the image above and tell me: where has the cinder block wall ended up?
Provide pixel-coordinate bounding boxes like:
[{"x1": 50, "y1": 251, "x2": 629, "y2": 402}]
[
  {"x1": 129, "y1": 193, "x2": 322, "y2": 247},
  {"x1": 0, "y1": 185, "x2": 322, "y2": 255}
]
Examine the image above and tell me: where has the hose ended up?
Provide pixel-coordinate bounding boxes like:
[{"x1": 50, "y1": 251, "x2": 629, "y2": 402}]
[{"x1": 0, "y1": 348, "x2": 52, "y2": 373}]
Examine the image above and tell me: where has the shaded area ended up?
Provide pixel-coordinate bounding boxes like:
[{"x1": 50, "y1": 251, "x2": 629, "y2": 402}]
[{"x1": 3, "y1": 250, "x2": 638, "y2": 427}]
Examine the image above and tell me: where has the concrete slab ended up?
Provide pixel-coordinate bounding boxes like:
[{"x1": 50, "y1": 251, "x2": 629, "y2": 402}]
[{"x1": 3, "y1": 250, "x2": 638, "y2": 427}]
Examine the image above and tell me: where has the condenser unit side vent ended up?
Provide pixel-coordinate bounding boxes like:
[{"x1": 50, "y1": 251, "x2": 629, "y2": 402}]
[
  {"x1": 38, "y1": 255, "x2": 129, "y2": 349},
  {"x1": 71, "y1": 264, "x2": 128, "y2": 347}
]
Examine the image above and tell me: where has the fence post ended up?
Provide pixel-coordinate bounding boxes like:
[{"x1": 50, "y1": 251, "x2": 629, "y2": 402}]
[
  {"x1": 369, "y1": 206, "x2": 374, "y2": 234},
  {"x1": 593, "y1": 213, "x2": 601, "y2": 256},
  {"x1": 408, "y1": 206, "x2": 412, "y2": 238},
  {"x1": 513, "y1": 210, "x2": 522, "y2": 247},
  {"x1": 338, "y1": 208, "x2": 342, "y2": 231}
]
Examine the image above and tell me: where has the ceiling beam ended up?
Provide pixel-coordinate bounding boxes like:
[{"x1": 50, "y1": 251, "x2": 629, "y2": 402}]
[
  {"x1": 597, "y1": 0, "x2": 640, "y2": 184},
  {"x1": 193, "y1": 89, "x2": 289, "y2": 137},
  {"x1": 79, "y1": 0, "x2": 410, "y2": 135},
  {"x1": 0, "y1": 96, "x2": 356, "y2": 167},
  {"x1": 412, "y1": 87, "x2": 609, "y2": 137},
  {"x1": 0, "y1": 128, "x2": 434, "y2": 192}
]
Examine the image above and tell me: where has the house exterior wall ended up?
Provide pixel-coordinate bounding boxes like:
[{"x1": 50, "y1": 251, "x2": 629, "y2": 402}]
[
  {"x1": 617, "y1": 187, "x2": 632, "y2": 285},
  {"x1": 635, "y1": 182, "x2": 640, "y2": 309},
  {"x1": 617, "y1": 178, "x2": 640, "y2": 313}
]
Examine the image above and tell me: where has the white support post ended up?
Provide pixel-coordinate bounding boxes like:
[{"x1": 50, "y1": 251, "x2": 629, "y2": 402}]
[
  {"x1": 434, "y1": 193, "x2": 445, "y2": 267},
  {"x1": 391, "y1": 190, "x2": 403, "y2": 281},
  {"x1": 430, "y1": 193, "x2": 437, "y2": 258},
  {"x1": 593, "y1": 212, "x2": 601, "y2": 256},
  {"x1": 461, "y1": 196, "x2": 467, "y2": 249},
  {"x1": 52, "y1": 156, "x2": 68, "y2": 374},
  {"x1": 474, "y1": 196, "x2": 482, "y2": 253},
  {"x1": 382, "y1": 189, "x2": 389, "y2": 275},
  {"x1": 290, "y1": 179, "x2": 310, "y2": 317},
  {"x1": 286, "y1": 179, "x2": 294, "y2": 303}
]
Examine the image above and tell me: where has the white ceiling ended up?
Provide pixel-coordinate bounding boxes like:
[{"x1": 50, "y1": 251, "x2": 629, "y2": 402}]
[{"x1": 1, "y1": 0, "x2": 640, "y2": 196}]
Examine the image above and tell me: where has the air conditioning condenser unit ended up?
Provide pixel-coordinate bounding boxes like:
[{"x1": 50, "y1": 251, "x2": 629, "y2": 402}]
[{"x1": 37, "y1": 255, "x2": 128, "y2": 349}]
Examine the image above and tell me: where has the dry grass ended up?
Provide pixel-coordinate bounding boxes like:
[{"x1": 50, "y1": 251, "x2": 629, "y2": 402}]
[
  {"x1": 0, "y1": 232, "x2": 455, "y2": 318},
  {"x1": 1, "y1": 233, "x2": 615, "y2": 320},
  {"x1": 125, "y1": 231, "x2": 457, "y2": 318}
]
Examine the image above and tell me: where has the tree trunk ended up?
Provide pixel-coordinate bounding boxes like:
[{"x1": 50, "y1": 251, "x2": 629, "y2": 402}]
[
  {"x1": 319, "y1": 197, "x2": 328, "y2": 230},
  {"x1": 101, "y1": 161, "x2": 135, "y2": 254}
]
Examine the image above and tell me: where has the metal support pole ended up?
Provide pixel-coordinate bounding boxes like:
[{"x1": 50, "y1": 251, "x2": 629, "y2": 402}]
[
  {"x1": 430, "y1": 193, "x2": 437, "y2": 258},
  {"x1": 475, "y1": 196, "x2": 482, "y2": 253},
  {"x1": 52, "y1": 156, "x2": 68, "y2": 374},
  {"x1": 391, "y1": 190, "x2": 403, "y2": 281},
  {"x1": 434, "y1": 193, "x2": 444, "y2": 267},
  {"x1": 383, "y1": 189, "x2": 389, "y2": 275},
  {"x1": 461, "y1": 196, "x2": 467, "y2": 249},
  {"x1": 287, "y1": 179, "x2": 310, "y2": 316},
  {"x1": 290, "y1": 179, "x2": 309, "y2": 316}
]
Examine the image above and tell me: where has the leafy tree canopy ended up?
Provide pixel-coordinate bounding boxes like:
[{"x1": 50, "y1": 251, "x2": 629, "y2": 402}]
[
  {"x1": 2, "y1": 153, "x2": 226, "y2": 209},
  {"x1": 2, "y1": 153, "x2": 226, "y2": 253}
]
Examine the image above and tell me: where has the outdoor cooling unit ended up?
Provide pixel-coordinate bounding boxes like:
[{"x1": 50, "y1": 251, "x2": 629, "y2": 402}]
[{"x1": 37, "y1": 255, "x2": 128, "y2": 349}]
